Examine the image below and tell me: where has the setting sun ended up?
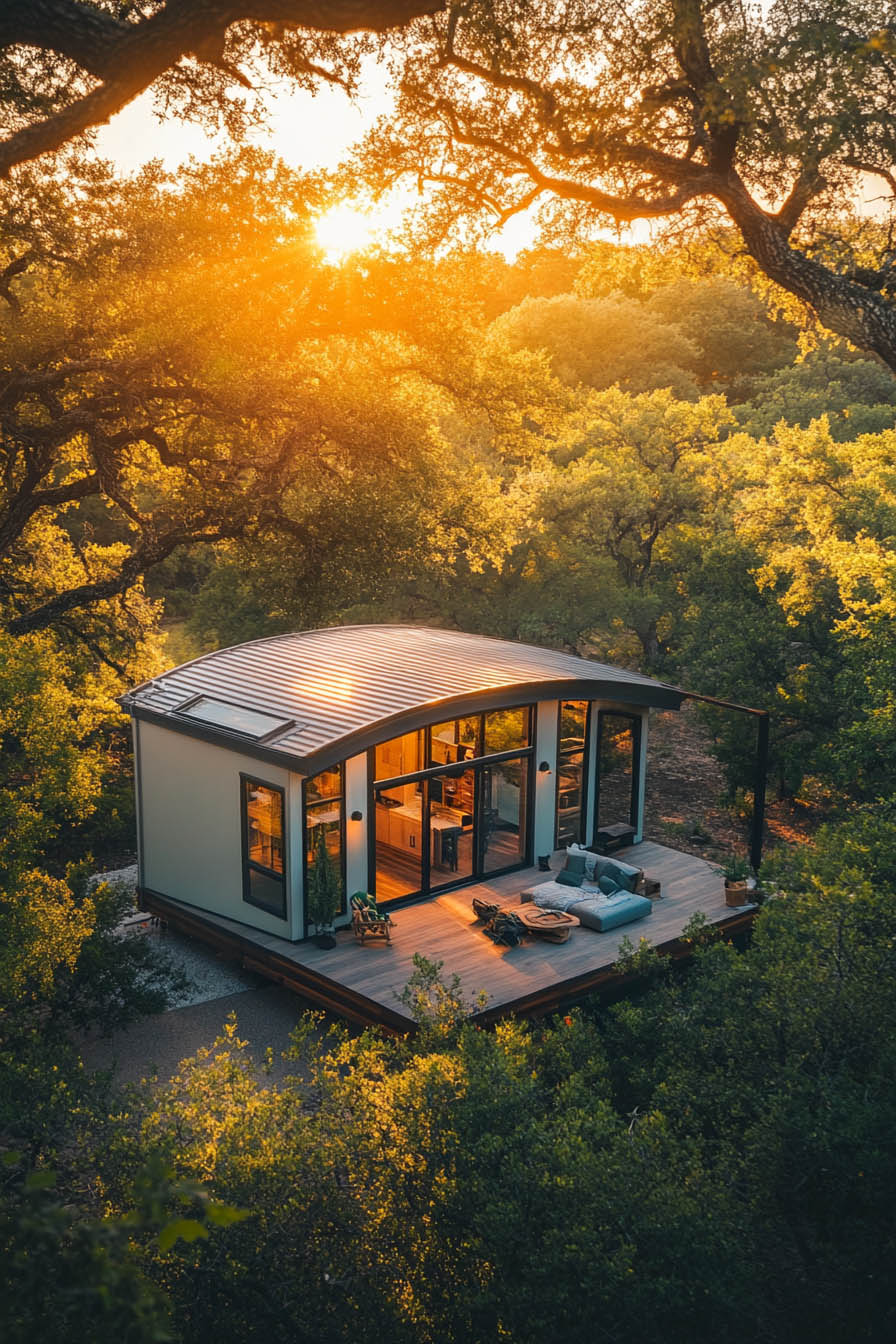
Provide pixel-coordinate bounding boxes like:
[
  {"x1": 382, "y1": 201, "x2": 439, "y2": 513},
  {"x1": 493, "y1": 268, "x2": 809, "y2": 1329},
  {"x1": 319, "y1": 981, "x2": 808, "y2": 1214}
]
[{"x1": 314, "y1": 202, "x2": 381, "y2": 261}]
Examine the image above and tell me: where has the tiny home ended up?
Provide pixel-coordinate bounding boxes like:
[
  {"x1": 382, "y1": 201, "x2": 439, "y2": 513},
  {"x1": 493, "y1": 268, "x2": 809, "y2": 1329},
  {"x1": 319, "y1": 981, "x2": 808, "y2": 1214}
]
[{"x1": 121, "y1": 625, "x2": 686, "y2": 942}]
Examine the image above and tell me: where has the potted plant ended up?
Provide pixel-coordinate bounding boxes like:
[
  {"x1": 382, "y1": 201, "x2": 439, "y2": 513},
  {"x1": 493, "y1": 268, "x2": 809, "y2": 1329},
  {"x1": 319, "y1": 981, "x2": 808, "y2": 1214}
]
[
  {"x1": 307, "y1": 829, "x2": 342, "y2": 948},
  {"x1": 716, "y1": 854, "x2": 751, "y2": 907}
]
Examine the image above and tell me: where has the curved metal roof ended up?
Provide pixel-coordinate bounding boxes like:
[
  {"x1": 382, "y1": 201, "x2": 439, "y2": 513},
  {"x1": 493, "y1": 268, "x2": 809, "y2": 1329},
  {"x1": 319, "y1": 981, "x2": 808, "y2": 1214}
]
[{"x1": 122, "y1": 625, "x2": 684, "y2": 773}]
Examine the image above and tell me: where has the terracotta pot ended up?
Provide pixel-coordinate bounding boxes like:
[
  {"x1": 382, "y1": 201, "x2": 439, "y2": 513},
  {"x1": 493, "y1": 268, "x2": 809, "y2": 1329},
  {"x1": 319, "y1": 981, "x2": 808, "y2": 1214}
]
[{"x1": 725, "y1": 879, "x2": 749, "y2": 907}]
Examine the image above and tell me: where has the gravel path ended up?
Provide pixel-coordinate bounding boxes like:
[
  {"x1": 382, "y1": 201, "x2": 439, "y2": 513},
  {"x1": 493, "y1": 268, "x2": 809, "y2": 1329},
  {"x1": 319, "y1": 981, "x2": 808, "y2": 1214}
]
[
  {"x1": 83, "y1": 865, "x2": 338, "y2": 1086},
  {"x1": 79, "y1": 983, "x2": 319, "y2": 1086}
]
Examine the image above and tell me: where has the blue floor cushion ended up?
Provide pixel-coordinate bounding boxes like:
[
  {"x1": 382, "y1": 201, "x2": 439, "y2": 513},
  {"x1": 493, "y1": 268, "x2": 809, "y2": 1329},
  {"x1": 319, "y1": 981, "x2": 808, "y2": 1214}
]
[
  {"x1": 532, "y1": 887, "x2": 587, "y2": 913},
  {"x1": 569, "y1": 893, "x2": 653, "y2": 933}
]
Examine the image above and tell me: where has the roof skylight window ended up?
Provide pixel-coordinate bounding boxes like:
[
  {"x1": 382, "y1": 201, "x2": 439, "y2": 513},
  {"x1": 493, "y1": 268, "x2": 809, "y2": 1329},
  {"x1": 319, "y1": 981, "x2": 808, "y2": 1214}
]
[{"x1": 175, "y1": 696, "x2": 295, "y2": 741}]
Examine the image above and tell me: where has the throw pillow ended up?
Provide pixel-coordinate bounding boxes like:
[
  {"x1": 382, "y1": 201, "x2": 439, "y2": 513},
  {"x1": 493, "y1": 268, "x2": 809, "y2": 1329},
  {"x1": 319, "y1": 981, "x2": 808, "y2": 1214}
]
[
  {"x1": 601, "y1": 861, "x2": 634, "y2": 892},
  {"x1": 598, "y1": 875, "x2": 620, "y2": 896},
  {"x1": 570, "y1": 846, "x2": 598, "y2": 879},
  {"x1": 556, "y1": 869, "x2": 585, "y2": 887},
  {"x1": 564, "y1": 853, "x2": 587, "y2": 875}
]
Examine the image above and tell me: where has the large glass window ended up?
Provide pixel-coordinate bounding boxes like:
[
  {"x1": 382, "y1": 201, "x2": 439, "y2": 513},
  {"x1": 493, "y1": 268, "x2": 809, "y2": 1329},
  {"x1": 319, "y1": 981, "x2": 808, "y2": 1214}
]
[
  {"x1": 374, "y1": 730, "x2": 424, "y2": 781},
  {"x1": 304, "y1": 765, "x2": 345, "y2": 919},
  {"x1": 596, "y1": 712, "x2": 640, "y2": 831},
  {"x1": 429, "y1": 767, "x2": 476, "y2": 888},
  {"x1": 556, "y1": 701, "x2": 589, "y2": 847},
  {"x1": 372, "y1": 704, "x2": 534, "y2": 904},
  {"x1": 374, "y1": 782, "x2": 423, "y2": 900},
  {"x1": 428, "y1": 716, "x2": 480, "y2": 766},
  {"x1": 482, "y1": 758, "x2": 529, "y2": 874},
  {"x1": 241, "y1": 777, "x2": 286, "y2": 919},
  {"x1": 484, "y1": 706, "x2": 530, "y2": 755}
]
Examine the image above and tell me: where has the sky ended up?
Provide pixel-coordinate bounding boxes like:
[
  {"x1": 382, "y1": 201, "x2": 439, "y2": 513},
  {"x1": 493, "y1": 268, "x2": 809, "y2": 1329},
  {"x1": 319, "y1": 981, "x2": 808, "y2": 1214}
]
[
  {"x1": 95, "y1": 64, "x2": 388, "y2": 178},
  {"x1": 93, "y1": 62, "x2": 611, "y2": 260}
]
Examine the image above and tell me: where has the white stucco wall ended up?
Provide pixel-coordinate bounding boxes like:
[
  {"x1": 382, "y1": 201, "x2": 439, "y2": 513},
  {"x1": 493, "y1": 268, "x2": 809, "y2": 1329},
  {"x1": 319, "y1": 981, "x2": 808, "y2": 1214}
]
[
  {"x1": 533, "y1": 699, "x2": 560, "y2": 859},
  {"x1": 343, "y1": 752, "x2": 369, "y2": 909},
  {"x1": 136, "y1": 720, "x2": 299, "y2": 939}
]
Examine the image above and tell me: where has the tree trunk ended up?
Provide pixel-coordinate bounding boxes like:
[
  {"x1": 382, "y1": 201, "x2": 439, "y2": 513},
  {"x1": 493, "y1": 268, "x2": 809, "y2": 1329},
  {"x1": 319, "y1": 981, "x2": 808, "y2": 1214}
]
[{"x1": 719, "y1": 178, "x2": 896, "y2": 374}]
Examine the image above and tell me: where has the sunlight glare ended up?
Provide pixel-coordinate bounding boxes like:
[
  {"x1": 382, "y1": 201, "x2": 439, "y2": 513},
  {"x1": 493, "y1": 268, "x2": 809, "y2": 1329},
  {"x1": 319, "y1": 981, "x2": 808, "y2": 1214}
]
[{"x1": 314, "y1": 203, "x2": 380, "y2": 261}]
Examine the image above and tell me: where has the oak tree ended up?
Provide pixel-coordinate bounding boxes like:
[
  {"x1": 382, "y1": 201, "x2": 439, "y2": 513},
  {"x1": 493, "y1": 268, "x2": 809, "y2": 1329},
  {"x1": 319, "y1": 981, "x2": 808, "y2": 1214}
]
[
  {"x1": 363, "y1": 1, "x2": 896, "y2": 370},
  {"x1": 0, "y1": 0, "x2": 440, "y2": 176}
]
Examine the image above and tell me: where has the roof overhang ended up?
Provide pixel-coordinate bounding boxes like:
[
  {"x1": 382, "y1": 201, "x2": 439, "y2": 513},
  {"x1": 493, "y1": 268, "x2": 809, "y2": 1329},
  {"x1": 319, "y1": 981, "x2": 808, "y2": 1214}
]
[{"x1": 125, "y1": 673, "x2": 685, "y2": 777}]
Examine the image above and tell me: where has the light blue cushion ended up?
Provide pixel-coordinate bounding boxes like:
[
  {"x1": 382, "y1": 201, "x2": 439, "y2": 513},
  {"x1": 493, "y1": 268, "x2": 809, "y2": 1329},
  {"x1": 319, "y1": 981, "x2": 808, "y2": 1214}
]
[
  {"x1": 533, "y1": 887, "x2": 586, "y2": 913},
  {"x1": 595, "y1": 893, "x2": 652, "y2": 931},
  {"x1": 568, "y1": 845, "x2": 598, "y2": 879}
]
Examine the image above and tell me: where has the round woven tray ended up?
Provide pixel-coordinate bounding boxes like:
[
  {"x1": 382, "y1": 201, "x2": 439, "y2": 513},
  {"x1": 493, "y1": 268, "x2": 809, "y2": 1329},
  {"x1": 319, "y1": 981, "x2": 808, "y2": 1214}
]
[{"x1": 515, "y1": 907, "x2": 579, "y2": 942}]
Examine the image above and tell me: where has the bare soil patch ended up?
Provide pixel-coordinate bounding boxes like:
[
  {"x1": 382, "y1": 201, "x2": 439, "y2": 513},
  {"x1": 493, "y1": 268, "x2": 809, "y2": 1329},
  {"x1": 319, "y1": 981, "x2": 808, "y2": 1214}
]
[{"x1": 644, "y1": 703, "x2": 819, "y2": 864}]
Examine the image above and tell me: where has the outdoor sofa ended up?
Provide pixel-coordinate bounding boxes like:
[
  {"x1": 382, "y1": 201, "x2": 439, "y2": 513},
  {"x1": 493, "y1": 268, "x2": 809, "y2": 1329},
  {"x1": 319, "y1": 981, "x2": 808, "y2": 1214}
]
[{"x1": 521, "y1": 844, "x2": 653, "y2": 933}]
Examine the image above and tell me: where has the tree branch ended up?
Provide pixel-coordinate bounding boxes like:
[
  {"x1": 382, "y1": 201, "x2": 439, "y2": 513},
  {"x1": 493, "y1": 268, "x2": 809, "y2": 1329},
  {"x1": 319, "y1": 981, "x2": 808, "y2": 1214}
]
[
  {"x1": 772, "y1": 166, "x2": 827, "y2": 238},
  {"x1": 843, "y1": 157, "x2": 896, "y2": 199},
  {"x1": 5, "y1": 511, "x2": 255, "y2": 635},
  {"x1": 434, "y1": 102, "x2": 708, "y2": 222},
  {"x1": 0, "y1": 0, "x2": 443, "y2": 177}
]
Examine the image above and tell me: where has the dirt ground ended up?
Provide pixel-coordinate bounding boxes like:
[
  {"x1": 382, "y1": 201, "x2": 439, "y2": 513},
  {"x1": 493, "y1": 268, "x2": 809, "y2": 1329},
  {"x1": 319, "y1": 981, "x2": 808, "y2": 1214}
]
[{"x1": 644, "y1": 702, "x2": 820, "y2": 865}]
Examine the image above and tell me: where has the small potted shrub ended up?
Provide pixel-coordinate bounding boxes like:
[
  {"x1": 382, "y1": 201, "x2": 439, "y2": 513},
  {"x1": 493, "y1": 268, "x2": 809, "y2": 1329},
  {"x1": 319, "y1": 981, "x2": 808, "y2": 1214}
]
[
  {"x1": 716, "y1": 854, "x2": 751, "y2": 907},
  {"x1": 307, "y1": 829, "x2": 342, "y2": 948}
]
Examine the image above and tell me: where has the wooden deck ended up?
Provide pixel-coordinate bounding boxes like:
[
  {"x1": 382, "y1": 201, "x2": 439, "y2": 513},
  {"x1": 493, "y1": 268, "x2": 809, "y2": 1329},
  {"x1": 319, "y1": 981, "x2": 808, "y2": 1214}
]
[{"x1": 140, "y1": 842, "x2": 757, "y2": 1032}]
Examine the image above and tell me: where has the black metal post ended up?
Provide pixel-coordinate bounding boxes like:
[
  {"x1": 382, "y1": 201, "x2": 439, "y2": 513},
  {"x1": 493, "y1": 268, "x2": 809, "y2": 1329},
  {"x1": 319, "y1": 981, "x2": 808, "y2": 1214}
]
[
  {"x1": 674, "y1": 687, "x2": 771, "y2": 874},
  {"x1": 750, "y1": 712, "x2": 770, "y2": 873}
]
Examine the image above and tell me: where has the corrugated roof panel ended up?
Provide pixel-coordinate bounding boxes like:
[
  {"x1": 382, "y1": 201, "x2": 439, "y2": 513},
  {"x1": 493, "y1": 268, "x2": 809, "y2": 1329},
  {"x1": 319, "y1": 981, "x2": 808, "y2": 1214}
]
[{"x1": 123, "y1": 625, "x2": 684, "y2": 769}]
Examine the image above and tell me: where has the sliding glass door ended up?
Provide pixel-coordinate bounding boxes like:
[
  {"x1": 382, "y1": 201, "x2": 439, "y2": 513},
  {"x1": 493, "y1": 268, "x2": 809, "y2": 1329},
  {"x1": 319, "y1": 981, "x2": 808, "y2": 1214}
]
[
  {"x1": 480, "y1": 758, "x2": 529, "y2": 875},
  {"x1": 555, "y1": 701, "x2": 589, "y2": 847},
  {"x1": 371, "y1": 710, "x2": 533, "y2": 903},
  {"x1": 425, "y1": 766, "x2": 474, "y2": 889},
  {"x1": 594, "y1": 711, "x2": 641, "y2": 832}
]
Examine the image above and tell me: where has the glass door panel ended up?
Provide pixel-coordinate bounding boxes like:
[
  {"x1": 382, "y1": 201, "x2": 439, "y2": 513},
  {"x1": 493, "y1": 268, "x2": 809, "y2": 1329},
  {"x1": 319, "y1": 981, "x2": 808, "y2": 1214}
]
[
  {"x1": 596, "y1": 713, "x2": 639, "y2": 831},
  {"x1": 481, "y1": 758, "x2": 529, "y2": 874},
  {"x1": 428, "y1": 767, "x2": 475, "y2": 888},
  {"x1": 373, "y1": 783, "x2": 423, "y2": 903},
  {"x1": 556, "y1": 701, "x2": 588, "y2": 847}
]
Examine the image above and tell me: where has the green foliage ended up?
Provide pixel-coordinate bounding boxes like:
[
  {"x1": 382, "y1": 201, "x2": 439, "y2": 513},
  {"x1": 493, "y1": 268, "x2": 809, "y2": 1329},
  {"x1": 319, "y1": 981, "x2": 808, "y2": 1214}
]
[
  {"x1": 0, "y1": 1147, "x2": 248, "y2": 1344},
  {"x1": 612, "y1": 932, "x2": 670, "y2": 984},
  {"x1": 492, "y1": 292, "x2": 701, "y2": 397},
  {"x1": 396, "y1": 952, "x2": 489, "y2": 1042},
  {"x1": 715, "y1": 854, "x2": 751, "y2": 881},
  {"x1": 0, "y1": 1152, "x2": 171, "y2": 1344},
  {"x1": 736, "y1": 351, "x2": 896, "y2": 441},
  {"x1": 77, "y1": 836, "x2": 892, "y2": 1343},
  {"x1": 306, "y1": 830, "x2": 342, "y2": 932},
  {"x1": 0, "y1": 630, "x2": 135, "y2": 881},
  {"x1": 646, "y1": 276, "x2": 800, "y2": 400},
  {"x1": 52, "y1": 870, "x2": 190, "y2": 1031}
]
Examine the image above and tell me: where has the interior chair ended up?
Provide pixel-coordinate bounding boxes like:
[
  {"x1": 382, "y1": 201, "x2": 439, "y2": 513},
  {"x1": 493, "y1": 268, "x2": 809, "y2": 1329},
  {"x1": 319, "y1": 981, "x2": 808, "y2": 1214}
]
[{"x1": 439, "y1": 827, "x2": 461, "y2": 871}]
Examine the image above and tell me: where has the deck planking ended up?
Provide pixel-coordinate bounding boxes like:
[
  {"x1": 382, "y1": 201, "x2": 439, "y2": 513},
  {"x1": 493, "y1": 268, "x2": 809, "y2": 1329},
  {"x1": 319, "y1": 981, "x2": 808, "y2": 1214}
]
[{"x1": 141, "y1": 841, "x2": 756, "y2": 1031}]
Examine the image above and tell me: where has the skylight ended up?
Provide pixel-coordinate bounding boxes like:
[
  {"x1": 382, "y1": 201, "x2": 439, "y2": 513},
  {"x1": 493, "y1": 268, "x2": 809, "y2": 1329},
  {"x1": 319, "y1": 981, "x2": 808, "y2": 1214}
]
[{"x1": 175, "y1": 696, "x2": 295, "y2": 741}]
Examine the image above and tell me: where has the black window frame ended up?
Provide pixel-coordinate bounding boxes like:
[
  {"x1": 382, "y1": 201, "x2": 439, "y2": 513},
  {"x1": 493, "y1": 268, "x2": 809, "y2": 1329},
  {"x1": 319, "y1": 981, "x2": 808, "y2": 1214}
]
[
  {"x1": 302, "y1": 764, "x2": 347, "y2": 933},
  {"x1": 367, "y1": 705, "x2": 535, "y2": 906},
  {"x1": 240, "y1": 773, "x2": 288, "y2": 921},
  {"x1": 593, "y1": 710, "x2": 643, "y2": 834}
]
